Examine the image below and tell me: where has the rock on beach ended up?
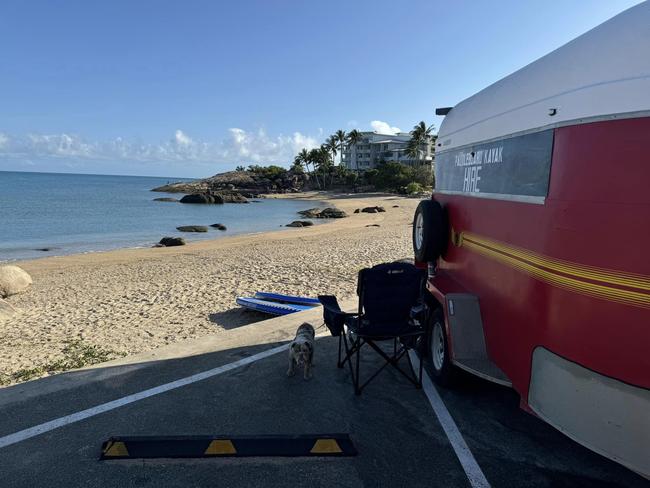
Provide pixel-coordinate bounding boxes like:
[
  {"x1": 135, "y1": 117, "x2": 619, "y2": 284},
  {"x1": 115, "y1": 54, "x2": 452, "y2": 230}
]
[
  {"x1": 158, "y1": 237, "x2": 186, "y2": 247},
  {"x1": 0, "y1": 266, "x2": 33, "y2": 298}
]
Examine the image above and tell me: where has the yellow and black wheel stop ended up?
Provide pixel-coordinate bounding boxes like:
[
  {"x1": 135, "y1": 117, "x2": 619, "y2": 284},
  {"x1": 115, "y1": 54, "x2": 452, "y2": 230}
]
[{"x1": 100, "y1": 434, "x2": 357, "y2": 459}]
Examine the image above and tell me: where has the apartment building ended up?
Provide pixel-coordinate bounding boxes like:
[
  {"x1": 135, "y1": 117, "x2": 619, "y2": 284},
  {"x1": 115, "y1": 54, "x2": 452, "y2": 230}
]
[{"x1": 341, "y1": 131, "x2": 433, "y2": 171}]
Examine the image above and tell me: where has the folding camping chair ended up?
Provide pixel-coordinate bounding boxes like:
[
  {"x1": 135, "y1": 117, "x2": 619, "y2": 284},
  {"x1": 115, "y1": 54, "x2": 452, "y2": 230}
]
[{"x1": 319, "y1": 261, "x2": 426, "y2": 395}]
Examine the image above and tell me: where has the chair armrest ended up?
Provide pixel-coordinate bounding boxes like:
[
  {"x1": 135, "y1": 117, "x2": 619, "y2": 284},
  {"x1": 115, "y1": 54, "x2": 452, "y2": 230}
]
[
  {"x1": 318, "y1": 295, "x2": 358, "y2": 337},
  {"x1": 318, "y1": 295, "x2": 359, "y2": 317}
]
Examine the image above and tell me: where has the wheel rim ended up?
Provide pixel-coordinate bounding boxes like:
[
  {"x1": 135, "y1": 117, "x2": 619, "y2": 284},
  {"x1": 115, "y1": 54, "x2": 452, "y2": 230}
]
[
  {"x1": 415, "y1": 212, "x2": 424, "y2": 250},
  {"x1": 432, "y1": 322, "x2": 445, "y2": 371}
]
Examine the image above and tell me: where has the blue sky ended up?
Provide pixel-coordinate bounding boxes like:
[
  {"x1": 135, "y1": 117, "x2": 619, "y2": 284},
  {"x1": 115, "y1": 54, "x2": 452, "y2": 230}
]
[{"x1": 0, "y1": 0, "x2": 642, "y2": 177}]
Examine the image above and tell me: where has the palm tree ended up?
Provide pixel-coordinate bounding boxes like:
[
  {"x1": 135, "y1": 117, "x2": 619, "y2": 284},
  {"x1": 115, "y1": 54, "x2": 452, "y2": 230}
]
[
  {"x1": 307, "y1": 148, "x2": 324, "y2": 190},
  {"x1": 324, "y1": 138, "x2": 338, "y2": 187},
  {"x1": 334, "y1": 129, "x2": 346, "y2": 166},
  {"x1": 294, "y1": 148, "x2": 309, "y2": 173},
  {"x1": 407, "y1": 121, "x2": 434, "y2": 165},
  {"x1": 326, "y1": 135, "x2": 338, "y2": 163},
  {"x1": 346, "y1": 129, "x2": 362, "y2": 171},
  {"x1": 314, "y1": 145, "x2": 335, "y2": 189},
  {"x1": 296, "y1": 148, "x2": 321, "y2": 189}
]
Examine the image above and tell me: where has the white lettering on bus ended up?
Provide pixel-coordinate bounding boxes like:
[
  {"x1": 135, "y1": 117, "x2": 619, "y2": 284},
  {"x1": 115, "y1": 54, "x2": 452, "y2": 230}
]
[
  {"x1": 454, "y1": 146, "x2": 503, "y2": 167},
  {"x1": 463, "y1": 166, "x2": 482, "y2": 192}
]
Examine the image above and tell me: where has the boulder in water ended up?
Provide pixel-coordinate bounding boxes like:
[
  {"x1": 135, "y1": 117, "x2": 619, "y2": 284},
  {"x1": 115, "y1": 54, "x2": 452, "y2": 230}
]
[
  {"x1": 158, "y1": 237, "x2": 186, "y2": 247},
  {"x1": 297, "y1": 208, "x2": 321, "y2": 218},
  {"x1": 153, "y1": 197, "x2": 179, "y2": 202},
  {"x1": 180, "y1": 193, "x2": 224, "y2": 204},
  {"x1": 319, "y1": 207, "x2": 347, "y2": 218},
  {"x1": 176, "y1": 226, "x2": 209, "y2": 233},
  {"x1": 210, "y1": 223, "x2": 227, "y2": 230},
  {"x1": 298, "y1": 207, "x2": 347, "y2": 219},
  {"x1": 221, "y1": 193, "x2": 249, "y2": 203},
  {"x1": 0, "y1": 265, "x2": 33, "y2": 298}
]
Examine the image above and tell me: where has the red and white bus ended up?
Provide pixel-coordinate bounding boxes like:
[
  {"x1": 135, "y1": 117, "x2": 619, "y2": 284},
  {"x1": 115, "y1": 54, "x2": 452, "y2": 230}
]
[{"x1": 413, "y1": 3, "x2": 649, "y2": 478}]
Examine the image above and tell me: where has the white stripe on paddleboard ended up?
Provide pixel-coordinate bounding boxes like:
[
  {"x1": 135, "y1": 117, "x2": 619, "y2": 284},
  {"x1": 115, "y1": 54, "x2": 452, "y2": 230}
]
[
  {"x1": 409, "y1": 351, "x2": 491, "y2": 488},
  {"x1": 0, "y1": 344, "x2": 287, "y2": 449}
]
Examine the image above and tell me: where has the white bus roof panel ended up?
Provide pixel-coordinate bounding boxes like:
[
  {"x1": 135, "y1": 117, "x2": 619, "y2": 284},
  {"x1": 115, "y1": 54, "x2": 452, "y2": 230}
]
[{"x1": 437, "y1": 2, "x2": 650, "y2": 152}]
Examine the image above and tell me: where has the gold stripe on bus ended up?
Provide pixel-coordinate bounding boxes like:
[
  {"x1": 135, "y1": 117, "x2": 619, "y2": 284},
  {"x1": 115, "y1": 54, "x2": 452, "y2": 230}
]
[
  {"x1": 463, "y1": 232, "x2": 650, "y2": 291},
  {"x1": 462, "y1": 239, "x2": 650, "y2": 309}
]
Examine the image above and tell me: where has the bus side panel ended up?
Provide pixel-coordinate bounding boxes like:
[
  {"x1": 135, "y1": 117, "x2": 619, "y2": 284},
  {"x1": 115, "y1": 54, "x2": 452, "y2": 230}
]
[{"x1": 433, "y1": 116, "x2": 650, "y2": 400}]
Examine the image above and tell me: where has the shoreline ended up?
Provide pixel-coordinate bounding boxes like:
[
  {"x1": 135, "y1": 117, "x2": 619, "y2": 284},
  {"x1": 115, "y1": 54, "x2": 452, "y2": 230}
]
[
  {"x1": 0, "y1": 192, "x2": 331, "y2": 265},
  {"x1": 0, "y1": 191, "x2": 418, "y2": 386}
]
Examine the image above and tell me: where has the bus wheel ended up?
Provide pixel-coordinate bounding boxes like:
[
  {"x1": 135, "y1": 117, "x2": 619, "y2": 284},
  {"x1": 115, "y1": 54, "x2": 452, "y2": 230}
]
[{"x1": 429, "y1": 309, "x2": 457, "y2": 387}]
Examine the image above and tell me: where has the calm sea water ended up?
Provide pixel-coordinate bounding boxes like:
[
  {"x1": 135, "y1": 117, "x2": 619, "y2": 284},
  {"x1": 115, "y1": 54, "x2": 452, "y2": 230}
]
[{"x1": 0, "y1": 171, "x2": 322, "y2": 262}]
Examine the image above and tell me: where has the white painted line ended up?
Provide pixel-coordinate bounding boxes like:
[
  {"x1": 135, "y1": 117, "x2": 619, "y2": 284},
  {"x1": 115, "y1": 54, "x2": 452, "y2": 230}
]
[
  {"x1": 409, "y1": 351, "x2": 491, "y2": 488},
  {"x1": 0, "y1": 344, "x2": 287, "y2": 450}
]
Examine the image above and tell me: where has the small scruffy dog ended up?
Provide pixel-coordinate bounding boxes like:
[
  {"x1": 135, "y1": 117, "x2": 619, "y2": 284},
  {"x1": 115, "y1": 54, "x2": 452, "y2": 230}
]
[{"x1": 287, "y1": 322, "x2": 315, "y2": 380}]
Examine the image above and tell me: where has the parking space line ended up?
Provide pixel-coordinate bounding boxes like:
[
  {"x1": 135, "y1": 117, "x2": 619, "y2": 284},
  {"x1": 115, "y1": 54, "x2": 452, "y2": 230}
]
[
  {"x1": 409, "y1": 351, "x2": 491, "y2": 488},
  {"x1": 0, "y1": 345, "x2": 287, "y2": 450}
]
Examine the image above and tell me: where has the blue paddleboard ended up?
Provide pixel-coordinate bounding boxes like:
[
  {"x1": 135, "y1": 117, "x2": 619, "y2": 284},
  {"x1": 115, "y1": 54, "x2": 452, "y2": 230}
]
[
  {"x1": 253, "y1": 292, "x2": 321, "y2": 306},
  {"x1": 236, "y1": 297, "x2": 316, "y2": 316}
]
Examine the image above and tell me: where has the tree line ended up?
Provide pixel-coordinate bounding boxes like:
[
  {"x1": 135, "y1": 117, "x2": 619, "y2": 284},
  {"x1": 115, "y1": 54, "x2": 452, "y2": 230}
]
[{"x1": 291, "y1": 121, "x2": 436, "y2": 193}]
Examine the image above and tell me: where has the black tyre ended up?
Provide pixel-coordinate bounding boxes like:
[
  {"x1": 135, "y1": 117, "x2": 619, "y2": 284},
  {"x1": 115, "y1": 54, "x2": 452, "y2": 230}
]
[
  {"x1": 428, "y1": 308, "x2": 458, "y2": 387},
  {"x1": 412, "y1": 199, "x2": 448, "y2": 263}
]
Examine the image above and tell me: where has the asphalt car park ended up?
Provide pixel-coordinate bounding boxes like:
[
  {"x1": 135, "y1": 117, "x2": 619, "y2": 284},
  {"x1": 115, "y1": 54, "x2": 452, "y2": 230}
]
[{"x1": 0, "y1": 325, "x2": 646, "y2": 487}]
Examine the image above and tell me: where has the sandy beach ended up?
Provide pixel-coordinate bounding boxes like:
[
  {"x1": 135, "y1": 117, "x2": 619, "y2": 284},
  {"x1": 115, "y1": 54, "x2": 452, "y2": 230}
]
[{"x1": 0, "y1": 192, "x2": 419, "y2": 386}]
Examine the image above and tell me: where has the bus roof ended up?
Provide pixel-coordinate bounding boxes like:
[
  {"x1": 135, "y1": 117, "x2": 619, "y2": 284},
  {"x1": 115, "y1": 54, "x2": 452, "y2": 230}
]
[{"x1": 437, "y1": 2, "x2": 650, "y2": 152}]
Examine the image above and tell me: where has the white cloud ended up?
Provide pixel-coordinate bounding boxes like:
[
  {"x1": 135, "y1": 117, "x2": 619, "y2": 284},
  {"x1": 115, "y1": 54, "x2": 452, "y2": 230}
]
[
  {"x1": 174, "y1": 129, "x2": 192, "y2": 146},
  {"x1": 0, "y1": 128, "x2": 320, "y2": 168},
  {"x1": 370, "y1": 120, "x2": 401, "y2": 135}
]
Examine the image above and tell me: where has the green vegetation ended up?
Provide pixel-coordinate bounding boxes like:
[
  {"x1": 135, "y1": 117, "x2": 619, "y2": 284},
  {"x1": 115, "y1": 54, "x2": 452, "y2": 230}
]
[
  {"x1": 406, "y1": 121, "x2": 436, "y2": 163},
  {"x1": 0, "y1": 340, "x2": 126, "y2": 385},
  {"x1": 405, "y1": 182, "x2": 424, "y2": 195},
  {"x1": 365, "y1": 161, "x2": 433, "y2": 193},
  {"x1": 246, "y1": 164, "x2": 288, "y2": 181}
]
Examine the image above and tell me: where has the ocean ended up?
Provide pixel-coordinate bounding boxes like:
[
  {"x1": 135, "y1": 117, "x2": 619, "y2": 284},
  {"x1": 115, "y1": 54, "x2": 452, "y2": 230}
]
[{"x1": 0, "y1": 171, "x2": 322, "y2": 262}]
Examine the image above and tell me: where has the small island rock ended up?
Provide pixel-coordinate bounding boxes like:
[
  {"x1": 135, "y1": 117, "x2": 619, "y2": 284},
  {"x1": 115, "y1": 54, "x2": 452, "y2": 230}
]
[
  {"x1": 210, "y1": 223, "x2": 227, "y2": 230},
  {"x1": 153, "y1": 197, "x2": 179, "y2": 202},
  {"x1": 298, "y1": 207, "x2": 347, "y2": 219},
  {"x1": 180, "y1": 193, "x2": 224, "y2": 204},
  {"x1": 176, "y1": 226, "x2": 209, "y2": 233}
]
